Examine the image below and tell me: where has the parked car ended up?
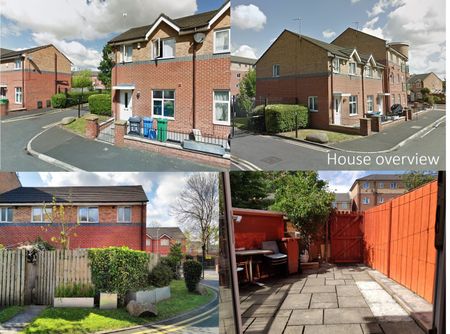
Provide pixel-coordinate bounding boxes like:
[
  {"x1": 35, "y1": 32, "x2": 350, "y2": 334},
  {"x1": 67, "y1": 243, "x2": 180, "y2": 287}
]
[{"x1": 389, "y1": 104, "x2": 404, "y2": 116}]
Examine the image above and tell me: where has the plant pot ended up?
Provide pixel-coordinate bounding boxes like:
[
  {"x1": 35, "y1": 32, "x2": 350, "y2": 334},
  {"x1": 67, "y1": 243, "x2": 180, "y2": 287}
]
[
  {"x1": 100, "y1": 293, "x2": 118, "y2": 309},
  {"x1": 126, "y1": 286, "x2": 171, "y2": 305},
  {"x1": 300, "y1": 254, "x2": 309, "y2": 263},
  {"x1": 54, "y1": 297, "x2": 94, "y2": 308}
]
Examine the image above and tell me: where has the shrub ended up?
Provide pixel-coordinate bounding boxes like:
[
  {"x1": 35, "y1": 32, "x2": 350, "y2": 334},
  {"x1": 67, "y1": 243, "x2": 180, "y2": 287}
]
[
  {"x1": 183, "y1": 260, "x2": 203, "y2": 292},
  {"x1": 55, "y1": 283, "x2": 95, "y2": 298},
  {"x1": 33, "y1": 237, "x2": 55, "y2": 251},
  {"x1": 88, "y1": 247, "x2": 149, "y2": 303},
  {"x1": 264, "y1": 104, "x2": 308, "y2": 133},
  {"x1": 88, "y1": 94, "x2": 112, "y2": 116},
  {"x1": 51, "y1": 93, "x2": 67, "y2": 108},
  {"x1": 148, "y1": 263, "x2": 173, "y2": 288},
  {"x1": 160, "y1": 257, "x2": 180, "y2": 279},
  {"x1": 252, "y1": 104, "x2": 266, "y2": 116}
]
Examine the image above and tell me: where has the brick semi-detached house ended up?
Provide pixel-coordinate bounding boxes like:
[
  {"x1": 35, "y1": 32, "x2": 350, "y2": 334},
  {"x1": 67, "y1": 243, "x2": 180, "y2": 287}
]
[
  {"x1": 146, "y1": 227, "x2": 187, "y2": 256},
  {"x1": 0, "y1": 185, "x2": 149, "y2": 250},
  {"x1": 407, "y1": 72, "x2": 444, "y2": 102},
  {"x1": 256, "y1": 30, "x2": 389, "y2": 129},
  {"x1": 108, "y1": 1, "x2": 231, "y2": 140},
  {"x1": 0, "y1": 45, "x2": 72, "y2": 113}
]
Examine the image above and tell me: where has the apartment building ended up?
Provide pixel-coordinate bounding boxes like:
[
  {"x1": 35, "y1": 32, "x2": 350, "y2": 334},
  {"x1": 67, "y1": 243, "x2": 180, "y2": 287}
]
[
  {"x1": 349, "y1": 174, "x2": 407, "y2": 211},
  {"x1": 407, "y1": 72, "x2": 444, "y2": 101},
  {"x1": 332, "y1": 193, "x2": 351, "y2": 212},
  {"x1": 108, "y1": 1, "x2": 231, "y2": 140},
  {"x1": 256, "y1": 30, "x2": 387, "y2": 129},
  {"x1": 231, "y1": 55, "x2": 256, "y2": 96},
  {"x1": 0, "y1": 184, "x2": 148, "y2": 250},
  {"x1": 332, "y1": 28, "x2": 409, "y2": 110},
  {"x1": 0, "y1": 45, "x2": 72, "y2": 112},
  {"x1": 146, "y1": 227, "x2": 187, "y2": 256}
]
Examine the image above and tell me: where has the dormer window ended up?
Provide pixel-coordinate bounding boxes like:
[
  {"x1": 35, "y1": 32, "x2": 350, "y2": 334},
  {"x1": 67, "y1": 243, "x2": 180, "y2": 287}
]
[
  {"x1": 122, "y1": 44, "x2": 133, "y2": 63},
  {"x1": 332, "y1": 58, "x2": 340, "y2": 73},
  {"x1": 365, "y1": 65, "x2": 373, "y2": 78},
  {"x1": 14, "y1": 59, "x2": 22, "y2": 70},
  {"x1": 349, "y1": 61, "x2": 356, "y2": 75},
  {"x1": 214, "y1": 28, "x2": 230, "y2": 54},
  {"x1": 153, "y1": 38, "x2": 175, "y2": 59}
]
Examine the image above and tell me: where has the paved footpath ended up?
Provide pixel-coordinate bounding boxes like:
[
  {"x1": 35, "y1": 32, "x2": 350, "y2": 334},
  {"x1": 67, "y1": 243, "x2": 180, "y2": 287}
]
[
  {"x1": 240, "y1": 265, "x2": 425, "y2": 334},
  {"x1": 0, "y1": 305, "x2": 46, "y2": 333}
]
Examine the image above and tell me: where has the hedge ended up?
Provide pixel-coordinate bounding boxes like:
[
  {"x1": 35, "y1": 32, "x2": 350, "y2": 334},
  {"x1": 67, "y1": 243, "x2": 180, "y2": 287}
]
[
  {"x1": 51, "y1": 93, "x2": 67, "y2": 108},
  {"x1": 183, "y1": 260, "x2": 203, "y2": 292},
  {"x1": 88, "y1": 94, "x2": 112, "y2": 116},
  {"x1": 264, "y1": 104, "x2": 308, "y2": 133},
  {"x1": 55, "y1": 283, "x2": 95, "y2": 298},
  {"x1": 88, "y1": 247, "x2": 149, "y2": 303},
  {"x1": 148, "y1": 263, "x2": 173, "y2": 288}
]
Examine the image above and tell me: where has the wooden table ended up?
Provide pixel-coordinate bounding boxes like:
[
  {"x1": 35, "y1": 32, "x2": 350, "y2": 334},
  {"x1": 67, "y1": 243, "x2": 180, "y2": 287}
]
[{"x1": 235, "y1": 249, "x2": 274, "y2": 283}]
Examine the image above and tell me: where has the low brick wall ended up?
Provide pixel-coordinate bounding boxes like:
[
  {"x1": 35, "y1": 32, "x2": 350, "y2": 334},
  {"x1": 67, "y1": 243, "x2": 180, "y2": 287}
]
[
  {"x1": 99, "y1": 118, "x2": 114, "y2": 131},
  {"x1": 0, "y1": 103, "x2": 8, "y2": 118},
  {"x1": 328, "y1": 124, "x2": 363, "y2": 136}
]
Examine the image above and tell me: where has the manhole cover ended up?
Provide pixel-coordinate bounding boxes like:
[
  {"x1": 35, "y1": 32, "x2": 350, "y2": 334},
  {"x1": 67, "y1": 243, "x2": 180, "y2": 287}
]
[{"x1": 260, "y1": 156, "x2": 282, "y2": 164}]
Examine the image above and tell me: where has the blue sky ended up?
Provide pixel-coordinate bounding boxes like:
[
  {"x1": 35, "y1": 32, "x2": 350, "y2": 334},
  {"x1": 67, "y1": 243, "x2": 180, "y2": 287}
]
[
  {"x1": 231, "y1": 0, "x2": 446, "y2": 78},
  {"x1": 16, "y1": 172, "x2": 204, "y2": 228},
  {"x1": 1, "y1": 0, "x2": 225, "y2": 70}
]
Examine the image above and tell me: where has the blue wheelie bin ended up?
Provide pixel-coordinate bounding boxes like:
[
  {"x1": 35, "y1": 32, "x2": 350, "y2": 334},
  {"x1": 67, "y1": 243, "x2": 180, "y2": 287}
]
[{"x1": 143, "y1": 117, "x2": 153, "y2": 138}]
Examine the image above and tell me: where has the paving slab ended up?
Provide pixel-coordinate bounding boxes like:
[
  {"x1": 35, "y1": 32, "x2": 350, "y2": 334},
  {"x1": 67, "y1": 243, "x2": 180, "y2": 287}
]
[
  {"x1": 305, "y1": 278, "x2": 325, "y2": 286},
  {"x1": 345, "y1": 280, "x2": 357, "y2": 285},
  {"x1": 367, "y1": 302, "x2": 409, "y2": 320},
  {"x1": 336, "y1": 286, "x2": 362, "y2": 297},
  {"x1": 360, "y1": 289, "x2": 395, "y2": 303},
  {"x1": 284, "y1": 325, "x2": 305, "y2": 334},
  {"x1": 360, "y1": 323, "x2": 384, "y2": 334},
  {"x1": 242, "y1": 317, "x2": 256, "y2": 332},
  {"x1": 280, "y1": 293, "x2": 311, "y2": 310},
  {"x1": 324, "y1": 308, "x2": 375, "y2": 324},
  {"x1": 326, "y1": 279, "x2": 346, "y2": 286},
  {"x1": 338, "y1": 296, "x2": 368, "y2": 308},
  {"x1": 288, "y1": 309, "x2": 323, "y2": 326},
  {"x1": 311, "y1": 293, "x2": 337, "y2": 303},
  {"x1": 303, "y1": 324, "x2": 364, "y2": 334},
  {"x1": 267, "y1": 316, "x2": 289, "y2": 334},
  {"x1": 242, "y1": 304, "x2": 278, "y2": 318},
  {"x1": 301, "y1": 285, "x2": 335, "y2": 294},
  {"x1": 356, "y1": 282, "x2": 383, "y2": 290},
  {"x1": 245, "y1": 317, "x2": 272, "y2": 334},
  {"x1": 379, "y1": 321, "x2": 425, "y2": 334},
  {"x1": 244, "y1": 293, "x2": 286, "y2": 306},
  {"x1": 276, "y1": 309, "x2": 292, "y2": 317}
]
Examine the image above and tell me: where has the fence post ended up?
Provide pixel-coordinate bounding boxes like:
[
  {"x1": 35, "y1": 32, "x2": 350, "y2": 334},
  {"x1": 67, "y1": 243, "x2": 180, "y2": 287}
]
[
  {"x1": 295, "y1": 114, "x2": 298, "y2": 138},
  {"x1": 387, "y1": 201, "x2": 393, "y2": 277}
]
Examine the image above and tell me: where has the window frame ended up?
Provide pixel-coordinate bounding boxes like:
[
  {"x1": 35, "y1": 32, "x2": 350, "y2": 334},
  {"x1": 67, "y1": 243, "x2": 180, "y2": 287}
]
[
  {"x1": 349, "y1": 95, "x2": 358, "y2": 116},
  {"x1": 367, "y1": 95, "x2": 374, "y2": 113},
  {"x1": 117, "y1": 206, "x2": 132, "y2": 223},
  {"x1": 332, "y1": 58, "x2": 340, "y2": 73},
  {"x1": 348, "y1": 61, "x2": 357, "y2": 75},
  {"x1": 153, "y1": 38, "x2": 176, "y2": 60},
  {"x1": 379, "y1": 182, "x2": 384, "y2": 189},
  {"x1": 213, "y1": 28, "x2": 230, "y2": 54},
  {"x1": 78, "y1": 206, "x2": 99, "y2": 223},
  {"x1": 0, "y1": 207, "x2": 13, "y2": 223},
  {"x1": 122, "y1": 44, "x2": 133, "y2": 63},
  {"x1": 213, "y1": 90, "x2": 231, "y2": 125},
  {"x1": 160, "y1": 238, "x2": 170, "y2": 246},
  {"x1": 272, "y1": 64, "x2": 280, "y2": 78},
  {"x1": 308, "y1": 96, "x2": 318, "y2": 112},
  {"x1": 365, "y1": 65, "x2": 373, "y2": 78},
  {"x1": 341, "y1": 203, "x2": 348, "y2": 210},
  {"x1": 362, "y1": 197, "x2": 370, "y2": 205},
  {"x1": 14, "y1": 59, "x2": 22, "y2": 70},
  {"x1": 363, "y1": 182, "x2": 370, "y2": 189},
  {"x1": 152, "y1": 89, "x2": 176, "y2": 119},
  {"x1": 378, "y1": 196, "x2": 384, "y2": 204},
  {"x1": 15, "y1": 87, "x2": 22, "y2": 104},
  {"x1": 31, "y1": 207, "x2": 52, "y2": 223},
  {"x1": 390, "y1": 182, "x2": 398, "y2": 189}
]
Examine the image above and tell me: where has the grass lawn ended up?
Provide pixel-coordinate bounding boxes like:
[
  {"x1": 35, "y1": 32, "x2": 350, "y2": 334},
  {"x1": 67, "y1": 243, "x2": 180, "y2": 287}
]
[
  {"x1": 23, "y1": 280, "x2": 214, "y2": 334},
  {"x1": 63, "y1": 114, "x2": 111, "y2": 136},
  {"x1": 0, "y1": 306, "x2": 25, "y2": 323},
  {"x1": 279, "y1": 128, "x2": 361, "y2": 144},
  {"x1": 233, "y1": 117, "x2": 250, "y2": 129}
]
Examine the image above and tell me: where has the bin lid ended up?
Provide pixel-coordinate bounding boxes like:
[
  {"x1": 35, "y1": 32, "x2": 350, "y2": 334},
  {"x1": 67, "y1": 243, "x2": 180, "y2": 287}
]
[
  {"x1": 129, "y1": 116, "x2": 142, "y2": 122},
  {"x1": 157, "y1": 118, "x2": 168, "y2": 124},
  {"x1": 143, "y1": 117, "x2": 153, "y2": 122}
]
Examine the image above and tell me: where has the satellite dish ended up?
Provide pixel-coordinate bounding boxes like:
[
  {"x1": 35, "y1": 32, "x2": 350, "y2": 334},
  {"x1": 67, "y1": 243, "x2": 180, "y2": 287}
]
[{"x1": 194, "y1": 33, "x2": 206, "y2": 44}]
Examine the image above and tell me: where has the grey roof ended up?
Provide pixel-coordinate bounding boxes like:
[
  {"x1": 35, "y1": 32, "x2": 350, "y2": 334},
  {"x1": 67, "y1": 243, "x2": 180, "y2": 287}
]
[
  {"x1": 0, "y1": 186, "x2": 148, "y2": 203},
  {"x1": 356, "y1": 174, "x2": 404, "y2": 181},
  {"x1": 231, "y1": 56, "x2": 257, "y2": 65},
  {"x1": 146, "y1": 227, "x2": 186, "y2": 240},
  {"x1": 334, "y1": 193, "x2": 350, "y2": 202},
  {"x1": 407, "y1": 73, "x2": 442, "y2": 84},
  {"x1": 0, "y1": 45, "x2": 52, "y2": 60},
  {"x1": 109, "y1": 1, "x2": 229, "y2": 43}
]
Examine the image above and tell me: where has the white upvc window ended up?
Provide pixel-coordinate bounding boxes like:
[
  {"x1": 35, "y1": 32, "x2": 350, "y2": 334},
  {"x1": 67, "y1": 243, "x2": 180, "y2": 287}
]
[
  {"x1": 160, "y1": 238, "x2": 170, "y2": 246},
  {"x1": 367, "y1": 95, "x2": 374, "y2": 113},
  {"x1": 390, "y1": 182, "x2": 398, "y2": 189},
  {"x1": 146, "y1": 239, "x2": 151, "y2": 246},
  {"x1": 213, "y1": 90, "x2": 231, "y2": 125},
  {"x1": 363, "y1": 182, "x2": 369, "y2": 189},
  {"x1": 349, "y1": 95, "x2": 358, "y2": 115},
  {"x1": 122, "y1": 44, "x2": 133, "y2": 62},
  {"x1": 365, "y1": 66, "x2": 373, "y2": 78},
  {"x1": 379, "y1": 182, "x2": 384, "y2": 189},
  {"x1": 378, "y1": 196, "x2": 384, "y2": 204},
  {"x1": 0, "y1": 207, "x2": 13, "y2": 222},
  {"x1": 308, "y1": 96, "x2": 318, "y2": 112},
  {"x1": 341, "y1": 203, "x2": 348, "y2": 209},
  {"x1": 362, "y1": 197, "x2": 370, "y2": 205},
  {"x1": 273, "y1": 64, "x2": 280, "y2": 77},
  {"x1": 14, "y1": 59, "x2": 22, "y2": 70},
  {"x1": 152, "y1": 38, "x2": 175, "y2": 59},
  {"x1": 31, "y1": 207, "x2": 52, "y2": 222},
  {"x1": 78, "y1": 207, "x2": 99, "y2": 223},
  {"x1": 117, "y1": 206, "x2": 131, "y2": 223},
  {"x1": 349, "y1": 61, "x2": 356, "y2": 75},
  {"x1": 15, "y1": 87, "x2": 22, "y2": 104},
  {"x1": 152, "y1": 90, "x2": 175, "y2": 119},
  {"x1": 214, "y1": 28, "x2": 230, "y2": 53},
  {"x1": 332, "y1": 201, "x2": 337, "y2": 209},
  {"x1": 332, "y1": 58, "x2": 340, "y2": 73}
]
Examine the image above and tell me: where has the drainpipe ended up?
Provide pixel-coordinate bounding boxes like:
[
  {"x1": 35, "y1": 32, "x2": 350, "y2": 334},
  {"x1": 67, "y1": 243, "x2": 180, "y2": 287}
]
[
  {"x1": 54, "y1": 53, "x2": 58, "y2": 94},
  {"x1": 21, "y1": 57, "x2": 25, "y2": 108},
  {"x1": 361, "y1": 64, "x2": 366, "y2": 116},
  {"x1": 141, "y1": 202, "x2": 146, "y2": 251},
  {"x1": 330, "y1": 57, "x2": 334, "y2": 125},
  {"x1": 192, "y1": 42, "x2": 197, "y2": 130}
]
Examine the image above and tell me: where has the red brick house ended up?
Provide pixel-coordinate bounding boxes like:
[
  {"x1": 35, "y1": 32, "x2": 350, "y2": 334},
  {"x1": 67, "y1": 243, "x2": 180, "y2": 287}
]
[
  {"x1": 256, "y1": 30, "x2": 387, "y2": 129},
  {"x1": 0, "y1": 172, "x2": 21, "y2": 194},
  {"x1": 108, "y1": 1, "x2": 231, "y2": 140},
  {"x1": 0, "y1": 45, "x2": 72, "y2": 113},
  {"x1": 146, "y1": 227, "x2": 186, "y2": 256},
  {"x1": 0, "y1": 185, "x2": 148, "y2": 250},
  {"x1": 231, "y1": 56, "x2": 256, "y2": 96}
]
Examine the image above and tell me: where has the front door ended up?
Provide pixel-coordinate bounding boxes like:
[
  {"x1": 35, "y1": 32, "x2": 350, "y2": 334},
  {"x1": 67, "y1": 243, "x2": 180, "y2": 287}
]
[
  {"x1": 333, "y1": 97, "x2": 341, "y2": 125},
  {"x1": 119, "y1": 90, "x2": 132, "y2": 121},
  {"x1": 377, "y1": 96, "x2": 384, "y2": 114}
]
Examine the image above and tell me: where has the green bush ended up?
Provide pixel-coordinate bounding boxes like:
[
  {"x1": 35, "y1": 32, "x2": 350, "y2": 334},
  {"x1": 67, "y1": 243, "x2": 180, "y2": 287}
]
[
  {"x1": 67, "y1": 90, "x2": 99, "y2": 104},
  {"x1": 88, "y1": 94, "x2": 112, "y2": 116},
  {"x1": 51, "y1": 93, "x2": 67, "y2": 108},
  {"x1": 264, "y1": 104, "x2": 308, "y2": 133},
  {"x1": 55, "y1": 283, "x2": 95, "y2": 298},
  {"x1": 148, "y1": 263, "x2": 173, "y2": 288},
  {"x1": 252, "y1": 104, "x2": 266, "y2": 116},
  {"x1": 88, "y1": 247, "x2": 149, "y2": 303},
  {"x1": 183, "y1": 260, "x2": 203, "y2": 292}
]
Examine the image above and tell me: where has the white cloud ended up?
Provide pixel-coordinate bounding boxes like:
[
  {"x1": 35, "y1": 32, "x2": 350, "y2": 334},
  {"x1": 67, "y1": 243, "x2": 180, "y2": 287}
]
[
  {"x1": 322, "y1": 29, "x2": 336, "y2": 39},
  {"x1": 365, "y1": 16, "x2": 379, "y2": 29},
  {"x1": 319, "y1": 171, "x2": 367, "y2": 193},
  {"x1": 232, "y1": 4, "x2": 267, "y2": 31},
  {"x1": 361, "y1": 27, "x2": 385, "y2": 39},
  {"x1": 232, "y1": 45, "x2": 257, "y2": 59},
  {"x1": 351, "y1": 0, "x2": 361, "y2": 3},
  {"x1": 366, "y1": 0, "x2": 405, "y2": 17}
]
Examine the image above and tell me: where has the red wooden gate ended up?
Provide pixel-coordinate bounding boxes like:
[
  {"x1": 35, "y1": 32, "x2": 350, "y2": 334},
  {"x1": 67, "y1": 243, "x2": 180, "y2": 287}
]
[{"x1": 330, "y1": 212, "x2": 364, "y2": 263}]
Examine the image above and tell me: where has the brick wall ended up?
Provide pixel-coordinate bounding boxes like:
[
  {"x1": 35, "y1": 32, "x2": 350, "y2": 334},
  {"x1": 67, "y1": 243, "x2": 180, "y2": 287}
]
[{"x1": 146, "y1": 236, "x2": 187, "y2": 255}]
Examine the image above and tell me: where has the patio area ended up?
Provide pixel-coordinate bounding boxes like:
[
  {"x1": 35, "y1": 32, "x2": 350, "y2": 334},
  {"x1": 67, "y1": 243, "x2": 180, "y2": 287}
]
[{"x1": 239, "y1": 264, "x2": 426, "y2": 334}]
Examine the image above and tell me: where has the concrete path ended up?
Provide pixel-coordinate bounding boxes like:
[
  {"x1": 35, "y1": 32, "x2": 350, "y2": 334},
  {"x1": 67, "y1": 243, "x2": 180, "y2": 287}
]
[
  {"x1": 0, "y1": 305, "x2": 46, "y2": 333},
  {"x1": 239, "y1": 265, "x2": 426, "y2": 334}
]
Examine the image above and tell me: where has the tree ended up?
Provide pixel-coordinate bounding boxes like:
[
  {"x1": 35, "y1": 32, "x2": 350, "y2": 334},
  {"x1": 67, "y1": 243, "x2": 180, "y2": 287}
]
[
  {"x1": 171, "y1": 174, "x2": 219, "y2": 278},
  {"x1": 237, "y1": 69, "x2": 256, "y2": 113},
  {"x1": 98, "y1": 44, "x2": 115, "y2": 89},
  {"x1": 72, "y1": 70, "x2": 93, "y2": 93},
  {"x1": 270, "y1": 172, "x2": 335, "y2": 247},
  {"x1": 230, "y1": 171, "x2": 272, "y2": 209},
  {"x1": 403, "y1": 171, "x2": 436, "y2": 191}
]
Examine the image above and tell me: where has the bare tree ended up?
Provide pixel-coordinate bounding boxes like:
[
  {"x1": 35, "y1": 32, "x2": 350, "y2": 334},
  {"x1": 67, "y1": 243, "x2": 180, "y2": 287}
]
[{"x1": 171, "y1": 173, "x2": 219, "y2": 276}]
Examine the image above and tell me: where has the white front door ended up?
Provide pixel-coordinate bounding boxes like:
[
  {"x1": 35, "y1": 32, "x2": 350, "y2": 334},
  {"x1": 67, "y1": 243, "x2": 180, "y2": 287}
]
[
  {"x1": 333, "y1": 97, "x2": 341, "y2": 125},
  {"x1": 377, "y1": 96, "x2": 384, "y2": 114},
  {"x1": 119, "y1": 90, "x2": 133, "y2": 121}
]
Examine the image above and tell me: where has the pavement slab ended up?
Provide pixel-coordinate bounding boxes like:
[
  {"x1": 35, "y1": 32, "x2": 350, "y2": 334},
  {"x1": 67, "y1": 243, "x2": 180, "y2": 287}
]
[
  {"x1": 360, "y1": 323, "x2": 383, "y2": 334},
  {"x1": 379, "y1": 321, "x2": 425, "y2": 334},
  {"x1": 283, "y1": 325, "x2": 305, "y2": 334},
  {"x1": 280, "y1": 294, "x2": 312, "y2": 310},
  {"x1": 304, "y1": 278, "x2": 326, "y2": 286},
  {"x1": 303, "y1": 324, "x2": 364, "y2": 334},
  {"x1": 288, "y1": 309, "x2": 324, "y2": 326},
  {"x1": 301, "y1": 285, "x2": 336, "y2": 294},
  {"x1": 338, "y1": 296, "x2": 368, "y2": 308},
  {"x1": 336, "y1": 286, "x2": 362, "y2": 297},
  {"x1": 242, "y1": 305, "x2": 278, "y2": 318},
  {"x1": 324, "y1": 308, "x2": 375, "y2": 324},
  {"x1": 326, "y1": 279, "x2": 346, "y2": 286}
]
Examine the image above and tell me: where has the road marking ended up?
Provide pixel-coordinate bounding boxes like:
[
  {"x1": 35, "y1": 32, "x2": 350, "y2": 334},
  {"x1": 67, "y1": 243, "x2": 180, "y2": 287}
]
[
  {"x1": 42, "y1": 121, "x2": 61, "y2": 129},
  {"x1": 0, "y1": 109, "x2": 70, "y2": 123},
  {"x1": 420, "y1": 121, "x2": 444, "y2": 138},
  {"x1": 231, "y1": 156, "x2": 262, "y2": 171}
]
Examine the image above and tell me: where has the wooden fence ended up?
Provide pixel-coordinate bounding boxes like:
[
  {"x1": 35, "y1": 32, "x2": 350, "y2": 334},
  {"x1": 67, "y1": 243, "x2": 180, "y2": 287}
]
[
  {"x1": 0, "y1": 249, "x2": 160, "y2": 306},
  {"x1": 364, "y1": 181, "x2": 438, "y2": 303}
]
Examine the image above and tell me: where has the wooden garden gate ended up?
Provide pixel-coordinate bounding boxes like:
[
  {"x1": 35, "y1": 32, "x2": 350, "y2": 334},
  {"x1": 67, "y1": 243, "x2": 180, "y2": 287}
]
[{"x1": 329, "y1": 212, "x2": 364, "y2": 263}]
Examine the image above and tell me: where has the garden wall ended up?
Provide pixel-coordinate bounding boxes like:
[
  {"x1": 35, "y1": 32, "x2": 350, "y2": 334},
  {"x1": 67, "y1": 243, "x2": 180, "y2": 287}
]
[{"x1": 363, "y1": 181, "x2": 438, "y2": 303}]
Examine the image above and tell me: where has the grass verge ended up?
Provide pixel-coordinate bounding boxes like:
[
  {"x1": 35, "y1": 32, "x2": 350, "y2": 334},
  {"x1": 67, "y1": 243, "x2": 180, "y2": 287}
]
[
  {"x1": 63, "y1": 114, "x2": 110, "y2": 136},
  {"x1": 279, "y1": 128, "x2": 361, "y2": 144},
  {"x1": 23, "y1": 280, "x2": 214, "y2": 334},
  {"x1": 0, "y1": 306, "x2": 25, "y2": 323}
]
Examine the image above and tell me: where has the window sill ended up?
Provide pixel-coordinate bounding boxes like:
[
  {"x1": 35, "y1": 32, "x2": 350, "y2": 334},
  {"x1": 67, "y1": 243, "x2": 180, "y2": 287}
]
[
  {"x1": 213, "y1": 120, "x2": 231, "y2": 126},
  {"x1": 309, "y1": 110, "x2": 318, "y2": 113},
  {"x1": 152, "y1": 115, "x2": 175, "y2": 121},
  {"x1": 213, "y1": 50, "x2": 231, "y2": 55},
  {"x1": 349, "y1": 114, "x2": 359, "y2": 117}
]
